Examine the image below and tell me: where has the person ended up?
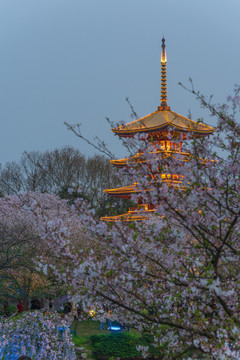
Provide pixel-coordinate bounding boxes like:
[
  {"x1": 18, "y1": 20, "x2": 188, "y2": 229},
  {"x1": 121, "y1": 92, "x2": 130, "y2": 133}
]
[
  {"x1": 89, "y1": 306, "x2": 96, "y2": 318},
  {"x1": 63, "y1": 301, "x2": 72, "y2": 314},
  {"x1": 99, "y1": 308, "x2": 105, "y2": 330},
  {"x1": 77, "y1": 301, "x2": 82, "y2": 319},
  {"x1": 99, "y1": 321, "x2": 104, "y2": 330},
  {"x1": 106, "y1": 308, "x2": 111, "y2": 329},
  {"x1": 17, "y1": 300, "x2": 23, "y2": 313},
  {"x1": 17, "y1": 356, "x2": 32, "y2": 360},
  {"x1": 72, "y1": 302, "x2": 78, "y2": 320}
]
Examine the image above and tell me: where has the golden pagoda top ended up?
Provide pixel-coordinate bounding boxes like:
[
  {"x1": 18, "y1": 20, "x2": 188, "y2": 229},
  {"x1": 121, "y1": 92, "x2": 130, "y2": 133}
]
[
  {"x1": 112, "y1": 38, "x2": 214, "y2": 138},
  {"x1": 112, "y1": 110, "x2": 214, "y2": 137}
]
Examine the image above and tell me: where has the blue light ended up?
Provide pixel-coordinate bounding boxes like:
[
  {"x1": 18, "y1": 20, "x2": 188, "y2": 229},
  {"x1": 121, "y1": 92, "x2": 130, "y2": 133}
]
[{"x1": 110, "y1": 326, "x2": 121, "y2": 331}]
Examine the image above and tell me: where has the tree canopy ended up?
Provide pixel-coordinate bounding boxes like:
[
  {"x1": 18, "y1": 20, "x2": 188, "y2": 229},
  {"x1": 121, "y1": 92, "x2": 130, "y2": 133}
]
[{"x1": 33, "y1": 85, "x2": 240, "y2": 359}]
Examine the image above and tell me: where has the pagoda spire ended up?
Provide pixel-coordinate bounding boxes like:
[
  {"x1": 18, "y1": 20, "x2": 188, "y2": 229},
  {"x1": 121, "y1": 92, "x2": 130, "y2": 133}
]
[{"x1": 159, "y1": 37, "x2": 170, "y2": 110}]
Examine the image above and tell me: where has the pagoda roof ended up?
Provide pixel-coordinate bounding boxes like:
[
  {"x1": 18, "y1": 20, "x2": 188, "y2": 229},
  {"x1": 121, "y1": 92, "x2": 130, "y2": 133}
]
[
  {"x1": 104, "y1": 183, "x2": 140, "y2": 198},
  {"x1": 112, "y1": 109, "x2": 214, "y2": 137},
  {"x1": 101, "y1": 213, "x2": 150, "y2": 222},
  {"x1": 110, "y1": 149, "x2": 191, "y2": 167},
  {"x1": 104, "y1": 177, "x2": 183, "y2": 198},
  {"x1": 101, "y1": 205, "x2": 155, "y2": 222}
]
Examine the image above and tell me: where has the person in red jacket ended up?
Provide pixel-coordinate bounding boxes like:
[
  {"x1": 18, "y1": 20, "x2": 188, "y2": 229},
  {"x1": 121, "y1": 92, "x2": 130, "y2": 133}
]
[{"x1": 17, "y1": 300, "x2": 23, "y2": 313}]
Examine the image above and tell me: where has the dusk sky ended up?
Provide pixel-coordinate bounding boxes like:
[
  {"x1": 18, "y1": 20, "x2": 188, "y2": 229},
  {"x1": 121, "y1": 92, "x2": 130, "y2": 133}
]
[{"x1": 0, "y1": 0, "x2": 240, "y2": 165}]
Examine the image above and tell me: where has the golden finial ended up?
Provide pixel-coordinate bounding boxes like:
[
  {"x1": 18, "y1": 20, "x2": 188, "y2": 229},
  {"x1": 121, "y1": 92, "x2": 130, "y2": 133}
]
[
  {"x1": 159, "y1": 37, "x2": 170, "y2": 110},
  {"x1": 161, "y1": 36, "x2": 167, "y2": 63}
]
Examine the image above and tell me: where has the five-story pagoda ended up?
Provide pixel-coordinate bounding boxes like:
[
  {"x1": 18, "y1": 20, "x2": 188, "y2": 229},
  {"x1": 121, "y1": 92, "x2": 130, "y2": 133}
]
[{"x1": 101, "y1": 38, "x2": 214, "y2": 222}]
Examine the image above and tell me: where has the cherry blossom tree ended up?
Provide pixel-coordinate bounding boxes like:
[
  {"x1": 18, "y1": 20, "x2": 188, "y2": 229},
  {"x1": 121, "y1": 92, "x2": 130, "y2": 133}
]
[
  {"x1": 36, "y1": 86, "x2": 240, "y2": 360},
  {"x1": 0, "y1": 311, "x2": 76, "y2": 359},
  {"x1": 0, "y1": 192, "x2": 88, "y2": 310}
]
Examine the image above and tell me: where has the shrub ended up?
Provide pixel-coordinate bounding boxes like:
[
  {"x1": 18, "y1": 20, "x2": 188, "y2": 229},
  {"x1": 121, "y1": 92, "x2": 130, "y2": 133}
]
[
  {"x1": 90, "y1": 333, "x2": 139, "y2": 359},
  {"x1": 90, "y1": 332, "x2": 163, "y2": 359},
  {"x1": 0, "y1": 303, "x2": 17, "y2": 316}
]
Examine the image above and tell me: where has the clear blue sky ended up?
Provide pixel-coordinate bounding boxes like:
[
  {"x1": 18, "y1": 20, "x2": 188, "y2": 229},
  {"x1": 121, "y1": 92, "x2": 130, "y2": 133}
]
[{"x1": 0, "y1": 0, "x2": 239, "y2": 164}]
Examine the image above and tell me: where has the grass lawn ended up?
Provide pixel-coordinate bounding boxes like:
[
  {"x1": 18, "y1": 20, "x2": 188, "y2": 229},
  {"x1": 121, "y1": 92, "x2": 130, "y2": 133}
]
[
  {"x1": 72, "y1": 319, "x2": 109, "y2": 338},
  {"x1": 71, "y1": 319, "x2": 139, "y2": 358},
  {"x1": 71, "y1": 319, "x2": 109, "y2": 352}
]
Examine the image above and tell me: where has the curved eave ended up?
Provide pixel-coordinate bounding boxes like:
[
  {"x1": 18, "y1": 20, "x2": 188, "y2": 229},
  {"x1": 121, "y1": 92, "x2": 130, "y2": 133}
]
[
  {"x1": 101, "y1": 210, "x2": 155, "y2": 222},
  {"x1": 104, "y1": 180, "x2": 182, "y2": 199},
  {"x1": 113, "y1": 125, "x2": 214, "y2": 137},
  {"x1": 110, "y1": 150, "x2": 191, "y2": 167},
  {"x1": 101, "y1": 214, "x2": 150, "y2": 222},
  {"x1": 104, "y1": 184, "x2": 139, "y2": 198},
  {"x1": 112, "y1": 110, "x2": 214, "y2": 137}
]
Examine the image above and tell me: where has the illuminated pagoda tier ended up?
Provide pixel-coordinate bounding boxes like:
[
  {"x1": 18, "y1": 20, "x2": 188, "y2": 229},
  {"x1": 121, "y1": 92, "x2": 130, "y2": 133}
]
[{"x1": 101, "y1": 38, "x2": 214, "y2": 222}]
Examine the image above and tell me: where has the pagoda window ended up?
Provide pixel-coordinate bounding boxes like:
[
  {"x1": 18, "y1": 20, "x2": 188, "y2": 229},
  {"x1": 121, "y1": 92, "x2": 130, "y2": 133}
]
[{"x1": 158, "y1": 140, "x2": 182, "y2": 151}]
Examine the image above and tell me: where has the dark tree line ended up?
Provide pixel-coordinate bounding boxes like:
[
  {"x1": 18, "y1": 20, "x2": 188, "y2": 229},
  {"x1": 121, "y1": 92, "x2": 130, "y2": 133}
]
[{"x1": 0, "y1": 146, "x2": 134, "y2": 216}]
